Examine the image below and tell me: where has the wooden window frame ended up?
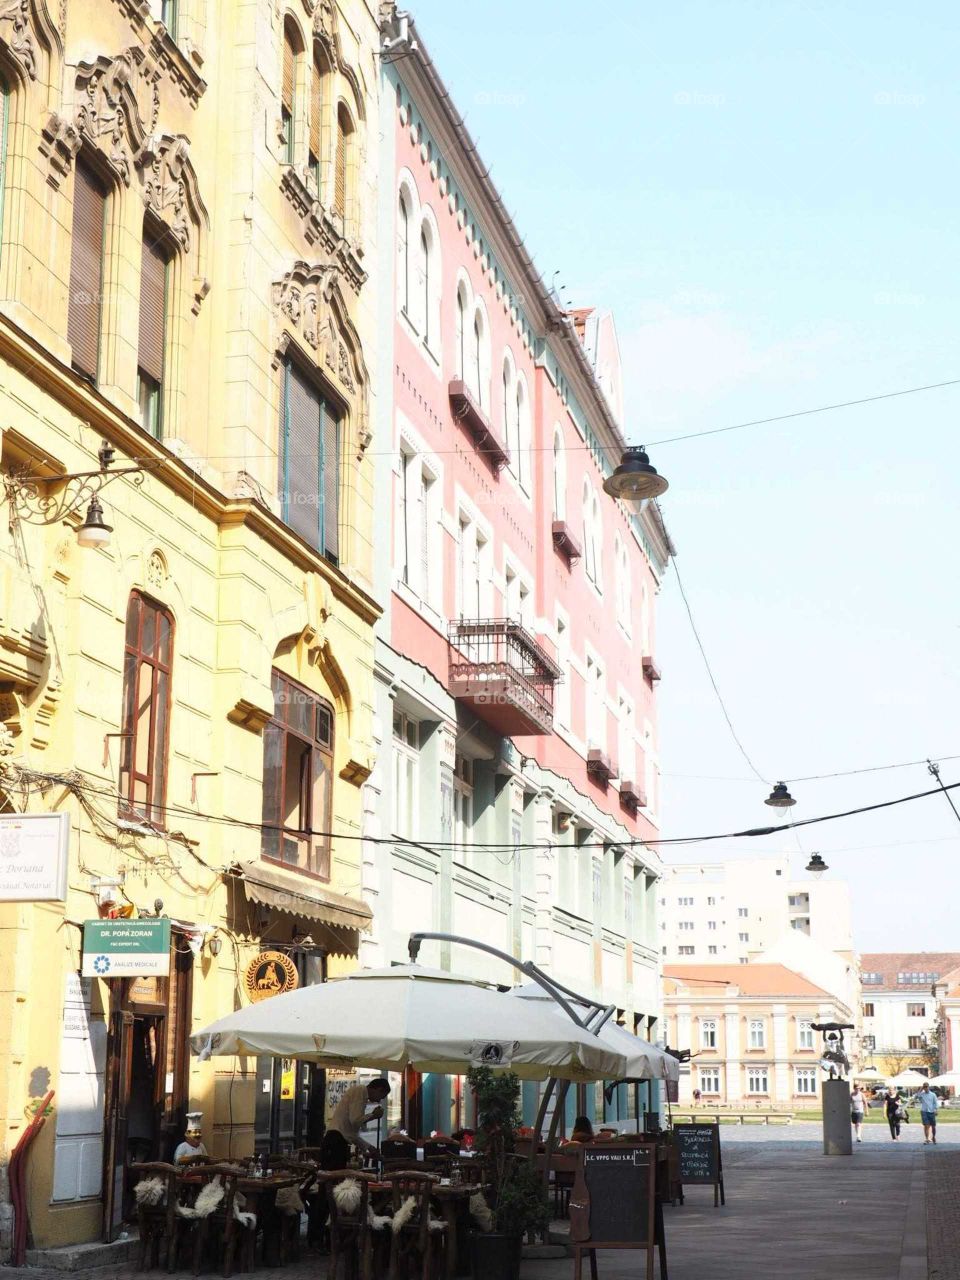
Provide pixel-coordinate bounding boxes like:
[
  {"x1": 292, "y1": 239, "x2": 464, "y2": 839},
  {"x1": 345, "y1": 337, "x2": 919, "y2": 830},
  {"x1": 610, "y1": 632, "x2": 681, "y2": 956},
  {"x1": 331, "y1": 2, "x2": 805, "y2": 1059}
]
[
  {"x1": 137, "y1": 217, "x2": 171, "y2": 441},
  {"x1": 119, "y1": 591, "x2": 174, "y2": 827},
  {"x1": 279, "y1": 355, "x2": 342, "y2": 565},
  {"x1": 68, "y1": 153, "x2": 108, "y2": 385},
  {"x1": 260, "y1": 669, "x2": 334, "y2": 880}
]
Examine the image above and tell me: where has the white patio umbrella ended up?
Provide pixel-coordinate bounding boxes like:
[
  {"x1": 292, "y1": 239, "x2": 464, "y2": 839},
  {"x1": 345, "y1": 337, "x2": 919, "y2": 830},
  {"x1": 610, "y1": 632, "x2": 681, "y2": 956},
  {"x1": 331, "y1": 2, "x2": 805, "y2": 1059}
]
[
  {"x1": 853, "y1": 1066, "x2": 883, "y2": 1080},
  {"x1": 507, "y1": 983, "x2": 679, "y2": 1082},
  {"x1": 887, "y1": 1068, "x2": 930, "y2": 1087},
  {"x1": 926, "y1": 1071, "x2": 960, "y2": 1089},
  {"x1": 191, "y1": 964, "x2": 627, "y2": 1082}
]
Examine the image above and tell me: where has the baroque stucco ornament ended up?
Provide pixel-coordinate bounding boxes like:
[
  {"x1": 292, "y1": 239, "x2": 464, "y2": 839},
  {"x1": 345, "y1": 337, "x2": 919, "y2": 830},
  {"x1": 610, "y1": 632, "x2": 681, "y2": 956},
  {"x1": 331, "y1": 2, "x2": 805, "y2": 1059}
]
[
  {"x1": 0, "y1": 0, "x2": 37, "y2": 78},
  {"x1": 142, "y1": 134, "x2": 194, "y2": 250}
]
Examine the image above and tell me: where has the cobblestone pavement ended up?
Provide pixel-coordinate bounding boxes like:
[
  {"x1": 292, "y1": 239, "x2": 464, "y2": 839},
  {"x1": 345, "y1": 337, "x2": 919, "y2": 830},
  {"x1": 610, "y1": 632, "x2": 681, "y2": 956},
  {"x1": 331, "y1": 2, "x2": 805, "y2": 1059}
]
[
  {"x1": 685, "y1": 1119, "x2": 960, "y2": 1145},
  {"x1": 926, "y1": 1149, "x2": 960, "y2": 1280}
]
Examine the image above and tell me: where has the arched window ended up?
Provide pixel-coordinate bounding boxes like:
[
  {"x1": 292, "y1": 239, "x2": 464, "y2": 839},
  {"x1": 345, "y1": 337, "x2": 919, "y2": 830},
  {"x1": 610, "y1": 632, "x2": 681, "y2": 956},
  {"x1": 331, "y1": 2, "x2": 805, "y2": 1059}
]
[
  {"x1": 282, "y1": 19, "x2": 304, "y2": 164},
  {"x1": 501, "y1": 354, "x2": 516, "y2": 458},
  {"x1": 455, "y1": 283, "x2": 468, "y2": 378},
  {"x1": 471, "y1": 303, "x2": 490, "y2": 411},
  {"x1": 516, "y1": 375, "x2": 530, "y2": 490},
  {"x1": 552, "y1": 426, "x2": 566, "y2": 520},
  {"x1": 137, "y1": 217, "x2": 171, "y2": 439},
  {"x1": 582, "y1": 481, "x2": 595, "y2": 584},
  {"x1": 472, "y1": 311, "x2": 483, "y2": 407},
  {"x1": 119, "y1": 591, "x2": 174, "y2": 826},
  {"x1": 591, "y1": 493, "x2": 603, "y2": 591},
  {"x1": 420, "y1": 226, "x2": 429, "y2": 342},
  {"x1": 334, "y1": 103, "x2": 353, "y2": 221},
  {"x1": 640, "y1": 582, "x2": 650, "y2": 654},
  {"x1": 397, "y1": 189, "x2": 411, "y2": 317},
  {"x1": 309, "y1": 48, "x2": 331, "y2": 194},
  {"x1": 614, "y1": 535, "x2": 630, "y2": 631}
]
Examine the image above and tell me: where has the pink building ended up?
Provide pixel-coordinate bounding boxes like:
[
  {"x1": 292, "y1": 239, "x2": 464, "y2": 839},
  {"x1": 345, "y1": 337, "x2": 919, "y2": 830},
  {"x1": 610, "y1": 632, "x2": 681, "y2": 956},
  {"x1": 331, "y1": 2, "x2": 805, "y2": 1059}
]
[{"x1": 364, "y1": 7, "x2": 673, "y2": 1135}]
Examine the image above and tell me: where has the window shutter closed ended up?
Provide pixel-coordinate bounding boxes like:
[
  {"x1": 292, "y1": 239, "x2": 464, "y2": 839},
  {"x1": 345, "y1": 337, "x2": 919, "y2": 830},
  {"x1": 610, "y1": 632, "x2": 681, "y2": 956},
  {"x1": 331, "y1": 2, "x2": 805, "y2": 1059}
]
[
  {"x1": 282, "y1": 31, "x2": 294, "y2": 113},
  {"x1": 138, "y1": 233, "x2": 166, "y2": 384},
  {"x1": 334, "y1": 115, "x2": 346, "y2": 215},
  {"x1": 281, "y1": 363, "x2": 321, "y2": 549},
  {"x1": 68, "y1": 161, "x2": 106, "y2": 381},
  {"x1": 320, "y1": 399, "x2": 339, "y2": 563},
  {"x1": 310, "y1": 63, "x2": 322, "y2": 160}
]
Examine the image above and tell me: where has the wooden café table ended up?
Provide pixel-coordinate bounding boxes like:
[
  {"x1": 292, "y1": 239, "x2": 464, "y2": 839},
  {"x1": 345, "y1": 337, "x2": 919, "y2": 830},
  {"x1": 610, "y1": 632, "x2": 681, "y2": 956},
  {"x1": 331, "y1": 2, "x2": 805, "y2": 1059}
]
[
  {"x1": 181, "y1": 1168, "x2": 300, "y2": 1267},
  {"x1": 367, "y1": 1177, "x2": 482, "y2": 1279}
]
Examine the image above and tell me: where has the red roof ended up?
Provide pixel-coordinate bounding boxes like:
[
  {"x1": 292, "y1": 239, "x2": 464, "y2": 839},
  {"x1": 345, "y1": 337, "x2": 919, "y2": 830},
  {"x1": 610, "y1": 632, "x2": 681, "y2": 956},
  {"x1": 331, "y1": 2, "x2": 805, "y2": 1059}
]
[
  {"x1": 859, "y1": 953, "x2": 960, "y2": 992},
  {"x1": 663, "y1": 963, "x2": 830, "y2": 999}
]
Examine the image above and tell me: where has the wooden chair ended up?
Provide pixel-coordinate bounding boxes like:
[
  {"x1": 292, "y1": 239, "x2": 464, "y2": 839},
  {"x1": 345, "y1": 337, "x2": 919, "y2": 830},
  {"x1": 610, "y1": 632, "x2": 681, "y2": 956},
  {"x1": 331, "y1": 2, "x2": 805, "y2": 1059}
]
[
  {"x1": 317, "y1": 1170, "x2": 384, "y2": 1280},
  {"x1": 170, "y1": 1163, "x2": 255, "y2": 1277},
  {"x1": 264, "y1": 1157, "x2": 317, "y2": 1264},
  {"x1": 449, "y1": 1156, "x2": 484, "y2": 1187},
  {"x1": 381, "y1": 1135, "x2": 418, "y2": 1174},
  {"x1": 131, "y1": 1162, "x2": 179, "y2": 1271},
  {"x1": 382, "y1": 1170, "x2": 447, "y2": 1280}
]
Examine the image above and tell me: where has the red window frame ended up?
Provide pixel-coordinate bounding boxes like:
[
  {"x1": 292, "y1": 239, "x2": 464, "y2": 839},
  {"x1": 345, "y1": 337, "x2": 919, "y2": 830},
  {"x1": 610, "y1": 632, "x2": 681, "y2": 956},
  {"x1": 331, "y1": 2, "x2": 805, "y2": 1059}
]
[
  {"x1": 260, "y1": 670, "x2": 333, "y2": 880},
  {"x1": 119, "y1": 592, "x2": 174, "y2": 826}
]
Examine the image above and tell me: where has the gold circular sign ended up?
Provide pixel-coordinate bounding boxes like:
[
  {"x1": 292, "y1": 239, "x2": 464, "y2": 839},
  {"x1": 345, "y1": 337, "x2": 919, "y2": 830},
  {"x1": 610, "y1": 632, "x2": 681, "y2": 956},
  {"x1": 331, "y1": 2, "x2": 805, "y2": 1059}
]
[{"x1": 245, "y1": 950, "x2": 299, "y2": 1003}]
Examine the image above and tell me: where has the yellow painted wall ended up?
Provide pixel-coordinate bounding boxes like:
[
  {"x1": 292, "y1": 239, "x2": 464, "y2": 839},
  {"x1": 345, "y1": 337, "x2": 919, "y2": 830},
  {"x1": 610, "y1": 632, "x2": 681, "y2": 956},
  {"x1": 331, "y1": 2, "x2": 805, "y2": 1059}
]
[{"x1": 0, "y1": 0, "x2": 381, "y2": 1253}]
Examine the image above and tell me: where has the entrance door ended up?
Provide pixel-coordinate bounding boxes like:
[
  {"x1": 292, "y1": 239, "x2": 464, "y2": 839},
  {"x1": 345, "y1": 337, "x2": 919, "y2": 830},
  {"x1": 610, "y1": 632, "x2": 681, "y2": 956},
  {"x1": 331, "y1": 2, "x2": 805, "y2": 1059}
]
[
  {"x1": 254, "y1": 950, "x2": 325, "y2": 1154},
  {"x1": 102, "y1": 1011, "x2": 134, "y2": 1242}
]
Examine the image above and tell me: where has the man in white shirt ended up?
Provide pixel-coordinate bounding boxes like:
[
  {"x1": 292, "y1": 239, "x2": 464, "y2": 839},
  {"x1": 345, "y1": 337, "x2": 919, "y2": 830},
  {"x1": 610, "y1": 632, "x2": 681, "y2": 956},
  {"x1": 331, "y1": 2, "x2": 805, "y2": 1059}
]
[
  {"x1": 918, "y1": 1081, "x2": 939, "y2": 1144},
  {"x1": 320, "y1": 1078, "x2": 391, "y2": 1170}
]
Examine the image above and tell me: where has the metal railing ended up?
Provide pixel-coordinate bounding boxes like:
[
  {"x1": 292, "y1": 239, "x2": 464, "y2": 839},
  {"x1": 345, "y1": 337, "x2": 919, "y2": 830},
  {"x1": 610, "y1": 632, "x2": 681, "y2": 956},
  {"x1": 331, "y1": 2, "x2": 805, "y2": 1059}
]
[{"x1": 448, "y1": 618, "x2": 562, "y2": 734}]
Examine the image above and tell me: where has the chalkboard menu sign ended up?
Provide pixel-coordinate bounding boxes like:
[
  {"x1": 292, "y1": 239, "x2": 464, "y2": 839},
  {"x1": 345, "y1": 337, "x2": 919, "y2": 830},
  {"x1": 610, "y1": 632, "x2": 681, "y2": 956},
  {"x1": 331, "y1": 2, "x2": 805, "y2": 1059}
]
[
  {"x1": 568, "y1": 1142, "x2": 667, "y2": 1278},
  {"x1": 673, "y1": 1123, "x2": 725, "y2": 1205}
]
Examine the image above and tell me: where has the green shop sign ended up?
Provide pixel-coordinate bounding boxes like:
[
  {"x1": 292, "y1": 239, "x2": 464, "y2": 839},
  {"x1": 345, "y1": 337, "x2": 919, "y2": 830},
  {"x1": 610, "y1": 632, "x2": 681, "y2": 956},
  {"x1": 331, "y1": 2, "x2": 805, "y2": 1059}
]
[{"x1": 82, "y1": 919, "x2": 171, "y2": 978}]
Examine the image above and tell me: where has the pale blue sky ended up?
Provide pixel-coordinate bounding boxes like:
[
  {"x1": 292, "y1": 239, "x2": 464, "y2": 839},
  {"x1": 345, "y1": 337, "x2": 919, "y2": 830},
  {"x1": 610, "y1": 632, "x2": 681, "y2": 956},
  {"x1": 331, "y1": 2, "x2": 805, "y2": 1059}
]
[{"x1": 406, "y1": 1, "x2": 960, "y2": 949}]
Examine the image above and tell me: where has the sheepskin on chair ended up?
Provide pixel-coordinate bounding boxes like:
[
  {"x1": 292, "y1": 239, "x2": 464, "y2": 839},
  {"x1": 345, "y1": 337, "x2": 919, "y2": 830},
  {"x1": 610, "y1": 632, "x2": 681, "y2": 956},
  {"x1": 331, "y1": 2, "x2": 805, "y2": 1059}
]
[
  {"x1": 390, "y1": 1196, "x2": 445, "y2": 1234},
  {"x1": 275, "y1": 1185, "x2": 305, "y2": 1216},
  {"x1": 469, "y1": 1192, "x2": 493, "y2": 1233},
  {"x1": 331, "y1": 1178, "x2": 392, "y2": 1231},
  {"x1": 176, "y1": 1179, "x2": 225, "y2": 1220},
  {"x1": 134, "y1": 1177, "x2": 167, "y2": 1207}
]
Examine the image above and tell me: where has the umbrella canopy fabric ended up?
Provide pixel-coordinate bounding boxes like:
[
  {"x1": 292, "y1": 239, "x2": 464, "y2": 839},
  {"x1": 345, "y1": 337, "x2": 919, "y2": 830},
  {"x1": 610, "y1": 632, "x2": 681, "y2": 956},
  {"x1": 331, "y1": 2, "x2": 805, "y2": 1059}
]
[
  {"x1": 887, "y1": 1069, "x2": 930, "y2": 1086},
  {"x1": 190, "y1": 964, "x2": 627, "y2": 1082},
  {"x1": 853, "y1": 1067, "x2": 883, "y2": 1080},
  {"x1": 926, "y1": 1072, "x2": 960, "y2": 1088},
  {"x1": 507, "y1": 983, "x2": 679, "y2": 1082}
]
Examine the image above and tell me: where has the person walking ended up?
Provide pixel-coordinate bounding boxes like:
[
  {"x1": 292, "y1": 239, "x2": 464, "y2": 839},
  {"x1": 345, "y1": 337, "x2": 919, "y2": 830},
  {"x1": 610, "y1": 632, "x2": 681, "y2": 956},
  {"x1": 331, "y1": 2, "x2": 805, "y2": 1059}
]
[
  {"x1": 918, "y1": 1081, "x2": 939, "y2": 1144},
  {"x1": 850, "y1": 1084, "x2": 868, "y2": 1142},
  {"x1": 885, "y1": 1088, "x2": 904, "y2": 1141}
]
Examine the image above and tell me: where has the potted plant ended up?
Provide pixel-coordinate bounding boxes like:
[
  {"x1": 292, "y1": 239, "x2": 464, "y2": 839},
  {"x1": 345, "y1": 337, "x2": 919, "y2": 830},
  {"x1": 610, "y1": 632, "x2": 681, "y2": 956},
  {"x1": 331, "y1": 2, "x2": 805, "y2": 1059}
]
[{"x1": 466, "y1": 1067, "x2": 551, "y2": 1280}]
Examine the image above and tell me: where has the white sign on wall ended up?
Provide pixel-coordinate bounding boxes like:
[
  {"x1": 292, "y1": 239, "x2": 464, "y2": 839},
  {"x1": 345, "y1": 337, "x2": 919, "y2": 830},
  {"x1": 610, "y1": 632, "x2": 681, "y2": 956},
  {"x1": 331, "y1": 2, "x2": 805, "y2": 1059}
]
[{"x1": 0, "y1": 812, "x2": 69, "y2": 901}]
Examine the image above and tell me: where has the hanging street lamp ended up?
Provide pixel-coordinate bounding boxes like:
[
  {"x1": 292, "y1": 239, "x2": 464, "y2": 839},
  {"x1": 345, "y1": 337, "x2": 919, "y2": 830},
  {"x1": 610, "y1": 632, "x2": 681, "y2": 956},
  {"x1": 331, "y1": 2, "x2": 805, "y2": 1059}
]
[
  {"x1": 765, "y1": 781, "x2": 796, "y2": 808},
  {"x1": 805, "y1": 853, "x2": 828, "y2": 877},
  {"x1": 602, "y1": 446, "x2": 669, "y2": 503}
]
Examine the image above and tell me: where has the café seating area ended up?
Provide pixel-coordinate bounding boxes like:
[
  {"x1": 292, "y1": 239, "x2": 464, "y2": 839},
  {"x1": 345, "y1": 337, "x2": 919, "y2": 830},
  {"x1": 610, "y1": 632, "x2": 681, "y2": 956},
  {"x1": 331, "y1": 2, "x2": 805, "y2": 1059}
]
[{"x1": 131, "y1": 1142, "x2": 486, "y2": 1279}]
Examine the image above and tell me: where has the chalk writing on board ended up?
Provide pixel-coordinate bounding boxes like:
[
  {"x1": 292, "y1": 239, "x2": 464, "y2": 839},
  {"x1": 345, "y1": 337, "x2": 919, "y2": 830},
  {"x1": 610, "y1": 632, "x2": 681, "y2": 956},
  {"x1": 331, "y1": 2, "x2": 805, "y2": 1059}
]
[{"x1": 675, "y1": 1124, "x2": 719, "y2": 1185}]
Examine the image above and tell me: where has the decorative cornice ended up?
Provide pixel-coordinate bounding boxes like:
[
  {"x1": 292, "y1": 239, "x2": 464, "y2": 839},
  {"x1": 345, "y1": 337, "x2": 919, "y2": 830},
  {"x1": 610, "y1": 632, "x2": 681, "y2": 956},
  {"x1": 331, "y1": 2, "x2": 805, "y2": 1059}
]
[
  {"x1": 111, "y1": 0, "x2": 207, "y2": 106},
  {"x1": 279, "y1": 169, "x2": 367, "y2": 294},
  {"x1": 0, "y1": 0, "x2": 37, "y2": 79}
]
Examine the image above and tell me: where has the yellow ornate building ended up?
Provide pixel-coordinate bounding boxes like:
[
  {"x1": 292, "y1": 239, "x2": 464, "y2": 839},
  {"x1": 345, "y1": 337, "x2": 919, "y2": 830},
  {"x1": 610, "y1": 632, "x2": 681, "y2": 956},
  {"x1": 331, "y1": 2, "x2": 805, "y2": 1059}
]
[{"x1": 0, "y1": 0, "x2": 380, "y2": 1253}]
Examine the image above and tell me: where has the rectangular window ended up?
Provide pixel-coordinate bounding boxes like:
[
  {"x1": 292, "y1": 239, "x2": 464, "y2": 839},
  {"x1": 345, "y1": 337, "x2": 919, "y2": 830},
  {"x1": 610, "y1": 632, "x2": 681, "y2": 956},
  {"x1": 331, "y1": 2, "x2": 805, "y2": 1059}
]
[
  {"x1": 161, "y1": 0, "x2": 177, "y2": 37},
  {"x1": 862, "y1": 1035, "x2": 876, "y2": 1051},
  {"x1": 700, "y1": 1019, "x2": 717, "y2": 1049},
  {"x1": 138, "y1": 228, "x2": 167, "y2": 439},
  {"x1": 795, "y1": 1069, "x2": 818, "y2": 1096},
  {"x1": 739, "y1": 932, "x2": 749, "y2": 943},
  {"x1": 707, "y1": 921, "x2": 717, "y2": 931},
  {"x1": 737, "y1": 907, "x2": 748, "y2": 918},
  {"x1": 260, "y1": 671, "x2": 333, "y2": 878},
  {"x1": 706, "y1": 896, "x2": 716, "y2": 906},
  {"x1": 309, "y1": 57, "x2": 323, "y2": 191},
  {"x1": 797, "y1": 1020, "x2": 814, "y2": 1050},
  {"x1": 119, "y1": 592, "x2": 173, "y2": 826},
  {"x1": 699, "y1": 1069, "x2": 720, "y2": 1095},
  {"x1": 862, "y1": 972, "x2": 882, "y2": 985},
  {"x1": 708, "y1": 945, "x2": 718, "y2": 955},
  {"x1": 862, "y1": 1003, "x2": 875, "y2": 1018},
  {"x1": 908, "y1": 1036, "x2": 923, "y2": 1051},
  {"x1": 907, "y1": 1003, "x2": 926, "y2": 1018},
  {"x1": 554, "y1": 617, "x2": 570, "y2": 729},
  {"x1": 282, "y1": 29, "x2": 296, "y2": 163},
  {"x1": 678, "y1": 945, "x2": 694, "y2": 956},
  {"x1": 398, "y1": 449, "x2": 411, "y2": 586},
  {"x1": 453, "y1": 754, "x2": 474, "y2": 856},
  {"x1": 749, "y1": 1019, "x2": 765, "y2": 1049},
  {"x1": 678, "y1": 896, "x2": 693, "y2": 906},
  {"x1": 68, "y1": 158, "x2": 107, "y2": 382},
  {"x1": 678, "y1": 921, "x2": 694, "y2": 932},
  {"x1": 747, "y1": 1069, "x2": 768, "y2": 1095},
  {"x1": 392, "y1": 710, "x2": 419, "y2": 840},
  {"x1": 280, "y1": 361, "x2": 340, "y2": 564}
]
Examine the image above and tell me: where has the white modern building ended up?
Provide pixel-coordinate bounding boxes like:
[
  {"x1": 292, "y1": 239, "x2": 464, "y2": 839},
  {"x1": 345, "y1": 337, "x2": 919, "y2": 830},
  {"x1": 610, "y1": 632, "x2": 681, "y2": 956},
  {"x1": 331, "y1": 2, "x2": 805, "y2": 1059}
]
[{"x1": 660, "y1": 857, "x2": 853, "y2": 965}]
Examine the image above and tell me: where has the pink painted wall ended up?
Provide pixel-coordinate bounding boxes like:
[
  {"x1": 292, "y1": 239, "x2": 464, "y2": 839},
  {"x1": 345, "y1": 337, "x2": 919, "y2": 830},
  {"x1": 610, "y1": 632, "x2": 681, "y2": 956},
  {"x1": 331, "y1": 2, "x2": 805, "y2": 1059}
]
[{"x1": 392, "y1": 113, "x2": 660, "y2": 840}]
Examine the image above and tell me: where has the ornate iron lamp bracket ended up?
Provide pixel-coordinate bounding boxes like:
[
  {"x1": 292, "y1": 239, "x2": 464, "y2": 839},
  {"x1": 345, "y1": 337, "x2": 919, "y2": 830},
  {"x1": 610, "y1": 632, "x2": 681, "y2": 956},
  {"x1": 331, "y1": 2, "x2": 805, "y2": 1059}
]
[{"x1": 3, "y1": 439, "x2": 146, "y2": 527}]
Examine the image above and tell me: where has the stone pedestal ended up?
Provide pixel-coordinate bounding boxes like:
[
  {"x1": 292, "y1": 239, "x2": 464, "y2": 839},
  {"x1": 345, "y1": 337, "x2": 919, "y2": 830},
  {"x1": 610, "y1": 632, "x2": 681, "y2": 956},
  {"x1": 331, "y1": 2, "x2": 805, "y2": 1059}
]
[{"x1": 822, "y1": 1078, "x2": 853, "y2": 1156}]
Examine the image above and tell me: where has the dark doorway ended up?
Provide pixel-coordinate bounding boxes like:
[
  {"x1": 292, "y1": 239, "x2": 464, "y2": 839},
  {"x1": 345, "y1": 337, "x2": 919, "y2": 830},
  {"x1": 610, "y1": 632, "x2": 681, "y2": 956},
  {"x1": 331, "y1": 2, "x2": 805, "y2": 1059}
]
[{"x1": 254, "y1": 949, "x2": 326, "y2": 1154}]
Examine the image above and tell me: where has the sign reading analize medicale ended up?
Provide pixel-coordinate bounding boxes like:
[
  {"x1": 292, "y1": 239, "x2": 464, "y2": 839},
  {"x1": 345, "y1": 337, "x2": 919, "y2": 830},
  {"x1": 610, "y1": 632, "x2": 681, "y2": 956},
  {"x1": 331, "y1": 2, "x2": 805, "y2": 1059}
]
[
  {"x1": 82, "y1": 919, "x2": 171, "y2": 978},
  {"x1": 0, "y1": 812, "x2": 69, "y2": 901}
]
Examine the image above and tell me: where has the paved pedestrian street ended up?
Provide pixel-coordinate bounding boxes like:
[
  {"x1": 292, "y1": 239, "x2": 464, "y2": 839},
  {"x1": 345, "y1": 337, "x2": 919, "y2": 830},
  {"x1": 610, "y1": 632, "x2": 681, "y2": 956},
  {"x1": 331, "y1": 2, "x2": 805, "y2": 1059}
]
[{"x1": 21, "y1": 1140, "x2": 959, "y2": 1280}]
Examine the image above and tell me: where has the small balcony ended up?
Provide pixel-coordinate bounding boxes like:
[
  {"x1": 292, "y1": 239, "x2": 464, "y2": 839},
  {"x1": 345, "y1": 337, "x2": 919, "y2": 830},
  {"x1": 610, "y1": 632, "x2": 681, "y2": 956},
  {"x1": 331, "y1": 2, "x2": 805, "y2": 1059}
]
[
  {"x1": 642, "y1": 655, "x2": 661, "y2": 684},
  {"x1": 587, "y1": 748, "x2": 616, "y2": 785},
  {"x1": 619, "y1": 779, "x2": 647, "y2": 812},
  {"x1": 448, "y1": 379, "x2": 510, "y2": 472},
  {"x1": 448, "y1": 618, "x2": 562, "y2": 737},
  {"x1": 551, "y1": 520, "x2": 582, "y2": 564}
]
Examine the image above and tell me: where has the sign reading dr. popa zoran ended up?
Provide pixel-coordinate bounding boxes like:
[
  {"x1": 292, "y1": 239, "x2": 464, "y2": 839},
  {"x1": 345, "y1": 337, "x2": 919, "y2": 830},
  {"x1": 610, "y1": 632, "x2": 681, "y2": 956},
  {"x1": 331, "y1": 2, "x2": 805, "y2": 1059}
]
[{"x1": 82, "y1": 919, "x2": 171, "y2": 978}]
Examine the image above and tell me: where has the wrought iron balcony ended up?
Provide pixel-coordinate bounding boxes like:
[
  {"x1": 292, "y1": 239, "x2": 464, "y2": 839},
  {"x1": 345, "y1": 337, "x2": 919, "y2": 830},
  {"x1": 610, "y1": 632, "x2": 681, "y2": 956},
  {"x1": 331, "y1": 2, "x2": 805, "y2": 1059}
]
[
  {"x1": 448, "y1": 618, "x2": 562, "y2": 737},
  {"x1": 448, "y1": 380, "x2": 510, "y2": 472}
]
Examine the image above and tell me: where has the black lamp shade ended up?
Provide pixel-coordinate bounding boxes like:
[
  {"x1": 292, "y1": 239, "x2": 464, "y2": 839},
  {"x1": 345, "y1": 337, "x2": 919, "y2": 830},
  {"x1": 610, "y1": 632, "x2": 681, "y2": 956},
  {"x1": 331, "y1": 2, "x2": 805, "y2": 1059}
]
[
  {"x1": 602, "y1": 447, "x2": 669, "y2": 502},
  {"x1": 765, "y1": 781, "x2": 796, "y2": 808}
]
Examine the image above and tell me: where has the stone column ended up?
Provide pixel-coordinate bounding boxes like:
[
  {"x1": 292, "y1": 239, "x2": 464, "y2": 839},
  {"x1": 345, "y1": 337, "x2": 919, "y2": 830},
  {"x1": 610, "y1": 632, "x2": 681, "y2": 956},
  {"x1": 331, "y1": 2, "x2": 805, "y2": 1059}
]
[{"x1": 822, "y1": 1079, "x2": 852, "y2": 1155}]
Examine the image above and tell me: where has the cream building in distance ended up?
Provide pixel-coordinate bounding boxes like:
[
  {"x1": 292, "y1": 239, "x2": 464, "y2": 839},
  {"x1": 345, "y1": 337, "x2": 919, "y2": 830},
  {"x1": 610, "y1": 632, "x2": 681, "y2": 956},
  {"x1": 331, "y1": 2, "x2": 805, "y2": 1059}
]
[{"x1": 664, "y1": 962, "x2": 856, "y2": 1110}]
